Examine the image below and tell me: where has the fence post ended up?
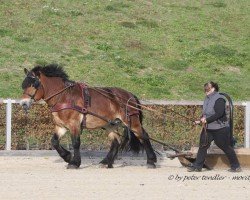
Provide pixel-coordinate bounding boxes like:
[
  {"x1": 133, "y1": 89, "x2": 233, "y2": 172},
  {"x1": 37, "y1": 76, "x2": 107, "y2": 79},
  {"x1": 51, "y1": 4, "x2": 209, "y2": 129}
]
[
  {"x1": 5, "y1": 99, "x2": 12, "y2": 150},
  {"x1": 245, "y1": 102, "x2": 250, "y2": 148}
]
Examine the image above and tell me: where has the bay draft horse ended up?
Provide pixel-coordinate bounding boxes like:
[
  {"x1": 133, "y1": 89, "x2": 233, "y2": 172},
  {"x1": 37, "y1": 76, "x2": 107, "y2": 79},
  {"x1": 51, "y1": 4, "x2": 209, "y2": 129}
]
[{"x1": 20, "y1": 64, "x2": 157, "y2": 169}]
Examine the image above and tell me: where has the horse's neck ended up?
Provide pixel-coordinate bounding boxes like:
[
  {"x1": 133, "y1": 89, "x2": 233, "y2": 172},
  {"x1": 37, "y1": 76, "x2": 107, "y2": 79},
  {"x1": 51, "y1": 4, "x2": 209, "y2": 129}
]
[{"x1": 40, "y1": 75, "x2": 65, "y2": 104}]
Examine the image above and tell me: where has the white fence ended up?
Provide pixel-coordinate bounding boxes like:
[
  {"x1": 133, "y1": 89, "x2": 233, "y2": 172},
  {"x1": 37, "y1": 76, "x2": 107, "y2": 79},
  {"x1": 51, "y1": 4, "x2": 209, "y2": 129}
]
[{"x1": 1, "y1": 99, "x2": 250, "y2": 150}]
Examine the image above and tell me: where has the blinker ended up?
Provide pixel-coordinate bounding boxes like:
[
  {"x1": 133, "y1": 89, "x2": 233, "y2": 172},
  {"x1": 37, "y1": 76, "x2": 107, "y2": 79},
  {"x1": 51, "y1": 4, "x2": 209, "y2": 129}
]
[{"x1": 33, "y1": 79, "x2": 40, "y2": 89}]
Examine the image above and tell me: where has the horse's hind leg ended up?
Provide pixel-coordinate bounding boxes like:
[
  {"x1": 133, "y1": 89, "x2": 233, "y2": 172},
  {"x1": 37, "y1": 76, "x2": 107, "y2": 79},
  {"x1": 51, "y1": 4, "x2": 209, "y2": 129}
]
[
  {"x1": 141, "y1": 128, "x2": 157, "y2": 166},
  {"x1": 51, "y1": 127, "x2": 72, "y2": 164},
  {"x1": 100, "y1": 132, "x2": 120, "y2": 168},
  {"x1": 128, "y1": 117, "x2": 157, "y2": 168}
]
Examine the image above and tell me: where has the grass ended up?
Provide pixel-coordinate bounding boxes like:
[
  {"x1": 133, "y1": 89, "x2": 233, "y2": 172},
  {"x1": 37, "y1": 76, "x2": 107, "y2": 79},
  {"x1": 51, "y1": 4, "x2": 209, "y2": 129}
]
[{"x1": 0, "y1": 0, "x2": 249, "y2": 101}]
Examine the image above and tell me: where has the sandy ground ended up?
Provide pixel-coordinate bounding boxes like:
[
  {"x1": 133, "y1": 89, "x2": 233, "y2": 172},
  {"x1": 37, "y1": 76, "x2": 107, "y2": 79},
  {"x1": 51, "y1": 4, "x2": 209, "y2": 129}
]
[{"x1": 0, "y1": 150, "x2": 250, "y2": 200}]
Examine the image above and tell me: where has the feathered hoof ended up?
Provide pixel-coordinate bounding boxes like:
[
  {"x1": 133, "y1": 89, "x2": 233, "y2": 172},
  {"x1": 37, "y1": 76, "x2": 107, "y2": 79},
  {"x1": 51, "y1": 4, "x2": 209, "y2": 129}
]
[
  {"x1": 63, "y1": 153, "x2": 72, "y2": 163},
  {"x1": 99, "y1": 158, "x2": 108, "y2": 165},
  {"x1": 147, "y1": 163, "x2": 156, "y2": 169},
  {"x1": 107, "y1": 164, "x2": 114, "y2": 168},
  {"x1": 98, "y1": 163, "x2": 114, "y2": 168},
  {"x1": 67, "y1": 164, "x2": 79, "y2": 169},
  {"x1": 98, "y1": 163, "x2": 107, "y2": 168}
]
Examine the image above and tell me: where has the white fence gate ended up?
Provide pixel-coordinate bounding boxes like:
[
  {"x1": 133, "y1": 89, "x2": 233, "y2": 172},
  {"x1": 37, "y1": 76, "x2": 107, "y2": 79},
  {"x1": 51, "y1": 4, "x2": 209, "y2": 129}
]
[{"x1": 1, "y1": 99, "x2": 250, "y2": 150}]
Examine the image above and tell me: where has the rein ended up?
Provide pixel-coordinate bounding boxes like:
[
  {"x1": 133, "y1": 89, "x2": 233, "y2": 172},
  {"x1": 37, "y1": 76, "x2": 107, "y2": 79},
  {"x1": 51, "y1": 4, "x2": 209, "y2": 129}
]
[
  {"x1": 90, "y1": 87, "x2": 197, "y2": 124},
  {"x1": 43, "y1": 83, "x2": 75, "y2": 102},
  {"x1": 44, "y1": 82, "x2": 200, "y2": 152},
  {"x1": 47, "y1": 84, "x2": 193, "y2": 150},
  {"x1": 200, "y1": 123, "x2": 209, "y2": 148}
]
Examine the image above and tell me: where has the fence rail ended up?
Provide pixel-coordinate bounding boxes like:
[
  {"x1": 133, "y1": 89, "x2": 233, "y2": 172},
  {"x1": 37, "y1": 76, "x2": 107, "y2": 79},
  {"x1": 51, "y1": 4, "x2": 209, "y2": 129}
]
[{"x1": 1, "y1": 98, "x2": 250, "y2": 150}]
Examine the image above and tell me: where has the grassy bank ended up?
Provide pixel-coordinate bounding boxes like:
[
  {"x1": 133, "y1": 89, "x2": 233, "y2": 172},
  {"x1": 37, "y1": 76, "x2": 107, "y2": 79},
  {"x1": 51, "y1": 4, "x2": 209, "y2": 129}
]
[{"x1": 0, "y1": 0, "x2": 249, "y2": 100}]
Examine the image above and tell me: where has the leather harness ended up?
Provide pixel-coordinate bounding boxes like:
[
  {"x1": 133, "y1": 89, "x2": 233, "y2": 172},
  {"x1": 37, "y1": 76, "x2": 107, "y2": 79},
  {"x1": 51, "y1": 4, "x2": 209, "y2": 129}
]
[
  {"x1": 50, "y1": 83, "x2": 91, "y2": 129},
  {"x1": 50, "y1": 82, "x2": 140, "y2": 129}
]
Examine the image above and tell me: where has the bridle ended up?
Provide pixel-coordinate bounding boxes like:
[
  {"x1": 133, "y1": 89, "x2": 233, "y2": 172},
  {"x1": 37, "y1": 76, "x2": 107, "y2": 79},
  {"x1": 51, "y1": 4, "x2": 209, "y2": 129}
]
[
  {"x1": 23, "y1": 75, "x2": 75, "y2": 102},
  {"x1": 23, "y1": 75, "x2": 41, "y2": 100}
]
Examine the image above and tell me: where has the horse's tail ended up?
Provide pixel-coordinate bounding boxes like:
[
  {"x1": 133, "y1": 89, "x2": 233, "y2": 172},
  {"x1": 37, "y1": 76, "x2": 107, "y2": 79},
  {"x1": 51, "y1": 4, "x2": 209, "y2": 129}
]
[{"x1": 119, "y1": 127, "x2": 143, "y2": 154}]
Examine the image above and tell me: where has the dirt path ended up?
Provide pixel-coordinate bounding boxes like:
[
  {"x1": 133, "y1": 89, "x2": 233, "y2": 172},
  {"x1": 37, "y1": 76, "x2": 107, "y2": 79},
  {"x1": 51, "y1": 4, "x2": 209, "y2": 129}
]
[{"x1": 0, "y1": 151, "x2": 250, "y2": 200}]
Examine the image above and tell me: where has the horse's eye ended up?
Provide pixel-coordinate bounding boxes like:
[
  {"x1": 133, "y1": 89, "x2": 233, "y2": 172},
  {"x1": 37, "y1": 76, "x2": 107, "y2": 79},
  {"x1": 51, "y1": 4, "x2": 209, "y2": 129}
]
[{"x1": 22, "y1": 77, "x2": 35, "y2": 89}]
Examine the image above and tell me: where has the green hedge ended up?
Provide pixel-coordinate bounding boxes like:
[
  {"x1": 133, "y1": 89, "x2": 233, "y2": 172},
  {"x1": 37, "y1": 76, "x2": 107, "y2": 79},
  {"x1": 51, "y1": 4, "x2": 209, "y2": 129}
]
[{"x1": 0, "y1": 103, "x2": 245, "y2": 150}]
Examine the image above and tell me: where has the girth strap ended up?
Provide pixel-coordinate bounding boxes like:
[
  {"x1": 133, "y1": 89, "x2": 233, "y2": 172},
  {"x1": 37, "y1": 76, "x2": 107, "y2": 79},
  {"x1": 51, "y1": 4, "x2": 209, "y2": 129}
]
[
  {"x1": 51, "y1": 102, "x2": 88, "y2": 114},
  {"x1": 51, "y1": 102, "x2": 112, "y2": 128}
]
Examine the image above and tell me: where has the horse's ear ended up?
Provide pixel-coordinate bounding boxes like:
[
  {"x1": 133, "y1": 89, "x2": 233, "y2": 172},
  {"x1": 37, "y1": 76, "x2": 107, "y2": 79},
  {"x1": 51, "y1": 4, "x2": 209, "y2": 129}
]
[{"x1": 24, "y1": 68, "x2": 29, "y2": 75}]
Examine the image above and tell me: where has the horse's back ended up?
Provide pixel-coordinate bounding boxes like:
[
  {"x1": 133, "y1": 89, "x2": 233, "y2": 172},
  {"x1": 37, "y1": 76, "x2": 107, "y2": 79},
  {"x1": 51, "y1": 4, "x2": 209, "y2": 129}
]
[{"x1": 99, "y1": 87, "x2": 139, "y2": 105}]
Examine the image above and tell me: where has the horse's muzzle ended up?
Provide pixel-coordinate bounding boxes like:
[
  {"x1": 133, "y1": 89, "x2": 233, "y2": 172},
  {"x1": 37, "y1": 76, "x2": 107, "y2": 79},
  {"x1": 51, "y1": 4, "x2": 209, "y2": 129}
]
[{"x1": 20, "y1": 99, "x2": 32, "y2": 113}]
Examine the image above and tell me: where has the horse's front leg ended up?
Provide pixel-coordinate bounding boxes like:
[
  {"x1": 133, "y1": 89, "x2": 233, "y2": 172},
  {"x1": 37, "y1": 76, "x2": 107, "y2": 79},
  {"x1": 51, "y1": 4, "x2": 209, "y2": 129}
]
[
  {"x1": 51, "y1": 127, "x2": 72, "y2": 164},
  {"x1": 67, "y1": 133, "x2": 81, "y2": 169}
]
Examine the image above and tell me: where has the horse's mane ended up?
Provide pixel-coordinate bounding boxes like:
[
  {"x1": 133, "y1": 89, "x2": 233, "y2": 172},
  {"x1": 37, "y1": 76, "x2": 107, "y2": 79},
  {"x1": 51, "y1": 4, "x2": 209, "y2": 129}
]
[{"x1": 31, "y1": 64, "x2": 69, "y2": 81}]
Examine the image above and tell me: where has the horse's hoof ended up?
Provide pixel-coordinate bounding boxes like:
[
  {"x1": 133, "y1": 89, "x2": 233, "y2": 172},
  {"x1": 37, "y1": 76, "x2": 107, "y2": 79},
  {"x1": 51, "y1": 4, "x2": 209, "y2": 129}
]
[
  {"x1": 98, "y1": 163, "x2": 107, "y2": 168},
  {"x1": 67, "y1": 164, "x2": 79, "y2": 169},
  {"x1": 99, "y1": 158, "x2": 108, "y2": 165},
  {"x1": 147, "y1": 163, "x2": 156, "y2": 169},
  {"x1": 63, "y1": 154, "x2": 72, "y2": 164},
  {"x1": 107, "y1": 164, "x2": 113, "y2": 168}
]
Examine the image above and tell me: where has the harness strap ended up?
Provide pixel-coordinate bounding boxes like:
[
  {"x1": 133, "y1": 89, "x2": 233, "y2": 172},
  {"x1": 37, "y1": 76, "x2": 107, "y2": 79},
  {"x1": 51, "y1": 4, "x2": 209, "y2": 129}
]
[
  {"x1": 51, "y1": 103, "x2": 88, "y2": 114},
  {"x1": 127, "y1": 110, "x2": 140, "y2": 116},
  {"x1": 79, "y1": 83, "x2": 90, "y2": 128},
  {"x1": 50, "y1": 82, "x2": 96, "y2": 129},
  {"x1": 50, "y1": 82, "x2": 141, "y2": 130},
  {"x1": 200, "y1": 123, "x2": 209, "y2": 148},
  {"x1": 87, "y1": 111, "x2": 111, "y2": 123},
  {"x1": 44, "y1": 82, "x2": 74, "y2": 102},
  {"x1": 51, "y1": 102, "x2": 113, "y2": 128}
]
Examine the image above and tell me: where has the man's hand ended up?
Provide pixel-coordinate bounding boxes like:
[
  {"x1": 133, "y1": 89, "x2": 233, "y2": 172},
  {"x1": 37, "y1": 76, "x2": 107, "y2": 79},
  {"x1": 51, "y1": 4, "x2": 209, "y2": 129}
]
[
  {"x1": 194, "y1": 117, "x2": 207, "y2": 125},
  {"x1": 200, "y1": 117, "x2": 207, "y2": 124},
  {"x1": 194, "y1": 120, "x2": 201, "y2": 125}
]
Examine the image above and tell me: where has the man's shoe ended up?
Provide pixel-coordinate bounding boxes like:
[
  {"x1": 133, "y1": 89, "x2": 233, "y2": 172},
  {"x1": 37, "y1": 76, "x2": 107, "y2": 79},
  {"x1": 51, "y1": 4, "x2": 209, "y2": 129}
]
[
  {"x1": 187, "y1": 166, "x2": 202, "y2": 172},
  {"x1": 228, "y1": 167, "x2": 242, "y2": 172}
]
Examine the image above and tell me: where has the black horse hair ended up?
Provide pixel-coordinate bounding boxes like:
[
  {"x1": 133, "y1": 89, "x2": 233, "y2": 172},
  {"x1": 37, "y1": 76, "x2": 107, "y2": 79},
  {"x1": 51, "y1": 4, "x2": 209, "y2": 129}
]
[{"x1": 31, "y1": 64, "x2": 69, "y2": 81}]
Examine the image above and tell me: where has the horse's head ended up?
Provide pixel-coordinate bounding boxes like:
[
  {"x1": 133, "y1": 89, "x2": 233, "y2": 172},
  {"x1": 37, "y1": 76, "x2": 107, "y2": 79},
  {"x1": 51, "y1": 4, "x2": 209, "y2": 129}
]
[{"x1": 20, "y1": 68, "x2": 44, "y2": 112}]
